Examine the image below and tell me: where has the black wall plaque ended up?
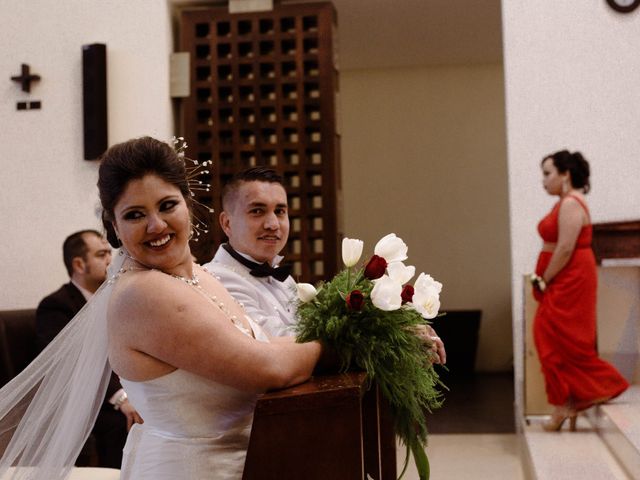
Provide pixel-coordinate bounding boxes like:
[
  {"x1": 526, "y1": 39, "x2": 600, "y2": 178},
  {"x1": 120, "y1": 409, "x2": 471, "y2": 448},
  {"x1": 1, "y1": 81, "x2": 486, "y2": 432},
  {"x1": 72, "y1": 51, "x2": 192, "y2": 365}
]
[{"x1": 82, "y1": 44, "x2": 107, "y2": 160}]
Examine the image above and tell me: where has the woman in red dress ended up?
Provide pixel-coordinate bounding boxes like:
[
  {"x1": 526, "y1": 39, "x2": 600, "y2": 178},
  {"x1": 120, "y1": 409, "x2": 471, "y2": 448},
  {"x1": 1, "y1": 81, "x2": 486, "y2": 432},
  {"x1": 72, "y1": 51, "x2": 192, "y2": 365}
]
[{"x1": 532, "y1": 150, "x2": 628, "y2": 431}]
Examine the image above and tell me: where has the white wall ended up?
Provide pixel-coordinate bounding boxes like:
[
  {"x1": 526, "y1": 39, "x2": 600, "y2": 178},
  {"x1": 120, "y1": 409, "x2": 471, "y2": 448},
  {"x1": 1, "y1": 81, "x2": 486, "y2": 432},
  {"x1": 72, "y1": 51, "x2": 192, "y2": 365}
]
[
  {"x1": 341, "y1": 64, "x2": 512, "y2": 372},
  {"x1": 0, "y1": 0, "x2": 174, "y2": 309},
  {"x1": 502, "y1": 1, "x2": 640, "y2": 418}
]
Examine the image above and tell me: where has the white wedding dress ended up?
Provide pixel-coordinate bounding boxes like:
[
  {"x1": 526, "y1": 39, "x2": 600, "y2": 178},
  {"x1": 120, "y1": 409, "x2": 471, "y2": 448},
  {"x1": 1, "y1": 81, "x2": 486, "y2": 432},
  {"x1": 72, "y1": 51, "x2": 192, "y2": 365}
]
[{"x1": 119, "y1": 320, "x2": 268, "y2": 480}]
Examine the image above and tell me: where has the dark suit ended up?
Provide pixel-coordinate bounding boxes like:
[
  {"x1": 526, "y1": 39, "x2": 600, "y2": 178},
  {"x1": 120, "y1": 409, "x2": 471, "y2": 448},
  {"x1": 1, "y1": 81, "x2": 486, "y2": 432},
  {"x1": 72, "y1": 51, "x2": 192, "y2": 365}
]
[{"x1": 36, "y1": 282, "x2": 127, "y2": 468}]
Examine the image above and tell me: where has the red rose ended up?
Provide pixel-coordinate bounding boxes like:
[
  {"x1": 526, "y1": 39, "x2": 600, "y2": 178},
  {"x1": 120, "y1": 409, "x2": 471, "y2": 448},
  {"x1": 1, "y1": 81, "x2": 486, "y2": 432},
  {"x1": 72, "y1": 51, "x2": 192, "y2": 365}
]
[
  {"x1": 364, "y1": 255, "x2": 387, "y2": 280},
  {"x1": 346, "y1": 290, "x2": 365, "y2": 311},
  {"x1": 401, "y1": 284, "x2": 414, "y2": 304}
]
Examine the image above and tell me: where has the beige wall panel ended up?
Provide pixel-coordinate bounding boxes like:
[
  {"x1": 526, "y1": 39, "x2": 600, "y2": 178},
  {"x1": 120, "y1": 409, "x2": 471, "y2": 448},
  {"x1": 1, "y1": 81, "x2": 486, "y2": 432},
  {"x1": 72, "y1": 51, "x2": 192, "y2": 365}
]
[{"x1": 341, "y1": 64, "x2": 511, "y2": 372}]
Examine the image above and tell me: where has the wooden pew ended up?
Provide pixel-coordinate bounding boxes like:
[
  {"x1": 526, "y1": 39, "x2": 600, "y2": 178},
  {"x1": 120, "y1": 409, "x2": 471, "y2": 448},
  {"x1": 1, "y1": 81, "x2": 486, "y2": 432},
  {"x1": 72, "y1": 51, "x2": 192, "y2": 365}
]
[
  {"x1": 0, "y1": 309, "x2": 37, "y2": 388},
  {"x1": 243, "y1": 371, "x2": 397, "y2": 480}
]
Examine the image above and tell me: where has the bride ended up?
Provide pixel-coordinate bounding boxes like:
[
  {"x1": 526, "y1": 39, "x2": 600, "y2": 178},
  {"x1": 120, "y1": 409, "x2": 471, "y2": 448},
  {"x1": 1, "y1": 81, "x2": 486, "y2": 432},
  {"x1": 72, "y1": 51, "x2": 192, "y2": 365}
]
[{"x1": 0, "y1": 136, "x2": 324, "y2": 479}]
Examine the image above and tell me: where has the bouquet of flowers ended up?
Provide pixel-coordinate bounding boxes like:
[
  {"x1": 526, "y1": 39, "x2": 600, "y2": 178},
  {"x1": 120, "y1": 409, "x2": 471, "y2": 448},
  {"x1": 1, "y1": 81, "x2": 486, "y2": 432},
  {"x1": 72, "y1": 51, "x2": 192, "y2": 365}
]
[{"x1": 295, "y1": 233, "x2": 445, "y2": 480}]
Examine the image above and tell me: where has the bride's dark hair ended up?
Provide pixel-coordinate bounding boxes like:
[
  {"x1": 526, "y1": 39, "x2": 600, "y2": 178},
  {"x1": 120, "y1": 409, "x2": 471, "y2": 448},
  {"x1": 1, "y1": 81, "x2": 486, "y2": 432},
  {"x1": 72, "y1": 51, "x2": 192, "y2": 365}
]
[{"x1": 97, "y1": 136, "x2": 192, "y2": 247}]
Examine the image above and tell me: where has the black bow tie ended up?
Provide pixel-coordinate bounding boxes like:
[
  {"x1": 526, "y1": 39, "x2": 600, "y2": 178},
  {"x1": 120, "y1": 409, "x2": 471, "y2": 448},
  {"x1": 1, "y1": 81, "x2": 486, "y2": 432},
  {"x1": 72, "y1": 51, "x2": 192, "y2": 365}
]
[{"x1": 223, "y1": 244, "x2": 292, "y2": 282}]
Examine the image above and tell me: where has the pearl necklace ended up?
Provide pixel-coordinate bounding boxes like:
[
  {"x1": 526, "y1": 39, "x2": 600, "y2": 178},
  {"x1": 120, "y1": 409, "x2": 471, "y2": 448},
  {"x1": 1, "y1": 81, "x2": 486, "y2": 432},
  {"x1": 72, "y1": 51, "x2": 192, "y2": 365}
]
[
  {"x1": 120, "y1": 253, "x2": 200, "y2": 287},
  {"x1": 170, "y1": 272, "x2": 200, "y2": 287}
]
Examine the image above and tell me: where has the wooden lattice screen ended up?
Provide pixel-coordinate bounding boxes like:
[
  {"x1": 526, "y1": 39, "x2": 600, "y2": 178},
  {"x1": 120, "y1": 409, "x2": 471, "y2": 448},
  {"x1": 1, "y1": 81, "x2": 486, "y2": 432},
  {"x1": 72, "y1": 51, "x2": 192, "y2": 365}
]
[{"x1": 179, "y1": 2, "x2": 341, "y2": 284}]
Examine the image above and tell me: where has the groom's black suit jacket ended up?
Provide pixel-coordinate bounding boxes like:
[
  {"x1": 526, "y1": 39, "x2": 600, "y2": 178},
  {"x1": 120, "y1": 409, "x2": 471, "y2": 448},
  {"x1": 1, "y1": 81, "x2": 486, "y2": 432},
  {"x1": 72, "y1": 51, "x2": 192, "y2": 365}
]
[{"x1": 36, "y1": 281, "x2": 127, "y2": 467}]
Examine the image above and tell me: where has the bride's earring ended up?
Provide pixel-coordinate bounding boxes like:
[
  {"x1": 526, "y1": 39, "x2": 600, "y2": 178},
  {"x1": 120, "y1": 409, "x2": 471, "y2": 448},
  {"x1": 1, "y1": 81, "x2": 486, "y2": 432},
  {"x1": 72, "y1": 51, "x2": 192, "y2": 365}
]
[{"x1": 113, "y1": 225, "x2": 124, "y2": 250}]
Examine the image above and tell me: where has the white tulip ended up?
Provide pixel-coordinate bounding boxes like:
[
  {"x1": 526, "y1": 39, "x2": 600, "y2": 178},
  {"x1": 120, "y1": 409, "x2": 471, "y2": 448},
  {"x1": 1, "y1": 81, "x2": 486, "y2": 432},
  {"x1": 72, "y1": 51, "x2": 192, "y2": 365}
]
[
  {"x1": 387, "y1": 262, "x2": 415, "y2": 285},
  {"x1": 374, "y1": 233, "x2": 408, "y2": 263},
  {"x1": 415, "y1": 272, "x2": 442, "y2": 295},
  {"x1": 410, "y1": 273, "x2": 443, "y2": 319},
  {"x1": 342, "y1": 237, "x2": 364, "y2": 267},
  {"x1": 296, "y1": 283, "x2": 318, "y2": 303},
  {"x1": 370, "y1": 275, "x2": 403, "y2": 311}
]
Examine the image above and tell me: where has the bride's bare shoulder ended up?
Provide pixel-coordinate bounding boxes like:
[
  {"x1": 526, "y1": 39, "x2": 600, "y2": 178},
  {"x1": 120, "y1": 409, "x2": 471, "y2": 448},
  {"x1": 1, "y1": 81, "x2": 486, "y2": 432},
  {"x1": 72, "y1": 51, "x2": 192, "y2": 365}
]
[{"x1": 109, "y1": 269, "x2": 180, "y2": 314}]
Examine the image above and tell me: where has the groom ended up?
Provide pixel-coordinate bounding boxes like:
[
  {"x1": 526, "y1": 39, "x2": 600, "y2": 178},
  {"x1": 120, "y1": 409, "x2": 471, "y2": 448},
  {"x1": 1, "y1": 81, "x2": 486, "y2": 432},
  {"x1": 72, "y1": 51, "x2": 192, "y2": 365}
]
[
  {"x1": 204, "y1": 168, "x2": 446, "y2": 364},
  {"x1": 203, "y1": 167, "x2": 297, "y2": 337}
]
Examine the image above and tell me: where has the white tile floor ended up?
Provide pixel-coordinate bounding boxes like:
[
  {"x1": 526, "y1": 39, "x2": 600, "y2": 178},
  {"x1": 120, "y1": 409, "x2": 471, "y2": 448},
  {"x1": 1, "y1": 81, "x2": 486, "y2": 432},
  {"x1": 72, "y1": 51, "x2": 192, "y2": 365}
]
[
  {"x1": 396, "y1": 434, "x2": 524, "y2": 479},
  {"x1": 2, "y1": 436, "x2": 524, "y2": 480},
  {"x1": 0, "y1": 467, "x2": 120, "y2": 480}
]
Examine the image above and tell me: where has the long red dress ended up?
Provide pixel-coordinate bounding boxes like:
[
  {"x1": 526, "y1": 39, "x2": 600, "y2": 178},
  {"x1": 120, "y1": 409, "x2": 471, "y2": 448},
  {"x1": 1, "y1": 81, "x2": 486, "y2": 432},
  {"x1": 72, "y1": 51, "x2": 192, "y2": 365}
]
[{"x1": 533, "y1": 195, "x2": 629, "y2": 410}]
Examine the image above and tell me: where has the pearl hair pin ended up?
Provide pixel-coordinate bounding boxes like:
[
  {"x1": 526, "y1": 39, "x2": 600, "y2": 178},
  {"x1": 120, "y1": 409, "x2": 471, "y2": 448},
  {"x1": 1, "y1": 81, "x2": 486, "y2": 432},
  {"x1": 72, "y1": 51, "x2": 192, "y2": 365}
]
[{"x1": 171, "y1": 136, "x2": 214, "y2": 243}]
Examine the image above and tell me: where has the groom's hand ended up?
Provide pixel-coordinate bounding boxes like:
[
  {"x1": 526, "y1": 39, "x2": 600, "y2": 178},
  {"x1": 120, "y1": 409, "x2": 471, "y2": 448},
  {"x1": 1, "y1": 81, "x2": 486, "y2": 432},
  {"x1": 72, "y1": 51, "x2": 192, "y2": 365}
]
[
  {"x1": 119, "y1": 400, "x2": 144, "y2": 431},
  {"x1": 413, "y1": 324, "x2": 446, "y2": 365}
]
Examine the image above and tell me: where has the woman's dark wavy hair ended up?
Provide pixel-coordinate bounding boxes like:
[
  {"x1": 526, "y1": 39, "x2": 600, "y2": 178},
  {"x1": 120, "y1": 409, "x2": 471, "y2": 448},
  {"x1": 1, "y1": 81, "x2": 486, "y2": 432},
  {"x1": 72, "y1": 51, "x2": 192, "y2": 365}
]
[
  {"x1": 542, "y1": 150, "x2": 591, "y2": 193},
  {"x1": 97, "y1": 136, "x2": 191, "y2": 247}
]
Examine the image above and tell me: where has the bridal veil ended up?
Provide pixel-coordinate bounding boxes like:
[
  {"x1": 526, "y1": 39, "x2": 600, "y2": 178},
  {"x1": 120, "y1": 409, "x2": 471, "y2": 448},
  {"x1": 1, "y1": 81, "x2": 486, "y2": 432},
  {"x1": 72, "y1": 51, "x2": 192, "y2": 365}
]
[{"x1": 0, "y1": 251, "x2": 125, "y2": 480}]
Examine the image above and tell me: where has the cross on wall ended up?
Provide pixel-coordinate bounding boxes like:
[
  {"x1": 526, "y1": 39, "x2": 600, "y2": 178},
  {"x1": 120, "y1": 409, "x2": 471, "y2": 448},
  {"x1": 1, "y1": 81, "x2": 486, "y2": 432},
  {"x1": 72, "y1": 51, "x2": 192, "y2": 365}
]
[{"x1": 11, "y1": 63, "x2": 41, "y2": 93}]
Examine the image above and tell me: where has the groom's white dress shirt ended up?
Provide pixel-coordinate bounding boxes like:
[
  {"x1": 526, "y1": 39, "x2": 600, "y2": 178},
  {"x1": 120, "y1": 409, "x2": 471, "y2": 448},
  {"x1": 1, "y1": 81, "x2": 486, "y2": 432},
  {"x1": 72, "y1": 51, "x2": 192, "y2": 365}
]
[{"x1": 203, "y1": 246, "x2": 298, "y2": 337}]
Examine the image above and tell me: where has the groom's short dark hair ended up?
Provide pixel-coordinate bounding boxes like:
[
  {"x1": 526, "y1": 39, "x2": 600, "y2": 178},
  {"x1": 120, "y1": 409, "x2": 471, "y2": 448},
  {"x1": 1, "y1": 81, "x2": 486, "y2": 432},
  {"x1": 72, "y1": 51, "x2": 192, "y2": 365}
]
[{"x1": 221, "y1": 167, "x2": 285, "y2": 211}]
